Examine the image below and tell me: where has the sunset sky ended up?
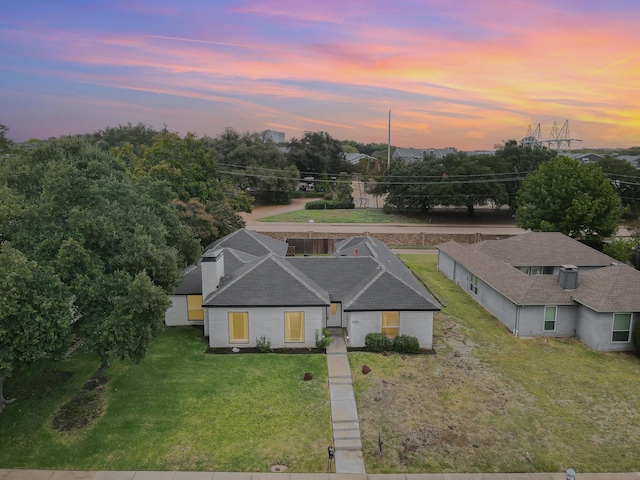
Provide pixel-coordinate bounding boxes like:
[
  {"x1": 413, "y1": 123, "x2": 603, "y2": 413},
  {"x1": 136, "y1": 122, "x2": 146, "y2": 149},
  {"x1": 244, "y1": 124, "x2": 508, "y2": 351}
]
[{"x1": 1, "y1": 0, "x2": 639, "y2": 150}]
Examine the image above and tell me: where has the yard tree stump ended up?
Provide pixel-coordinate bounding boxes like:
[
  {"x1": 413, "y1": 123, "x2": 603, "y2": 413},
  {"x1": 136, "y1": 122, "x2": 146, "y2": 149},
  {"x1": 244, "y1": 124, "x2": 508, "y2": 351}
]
[
  {"x1": 362, "y1": 365, "x2": 371, "y2": 375},
  {"x1": 303, "y1": 372, "x2": 313, "y2": 381}
]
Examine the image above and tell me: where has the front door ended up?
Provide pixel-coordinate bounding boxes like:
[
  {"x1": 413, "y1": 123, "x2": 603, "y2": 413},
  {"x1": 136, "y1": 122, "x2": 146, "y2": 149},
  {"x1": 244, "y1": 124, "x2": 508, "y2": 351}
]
[{"x1": 327, "y1": 302, "x2": 342, "y2": 327}]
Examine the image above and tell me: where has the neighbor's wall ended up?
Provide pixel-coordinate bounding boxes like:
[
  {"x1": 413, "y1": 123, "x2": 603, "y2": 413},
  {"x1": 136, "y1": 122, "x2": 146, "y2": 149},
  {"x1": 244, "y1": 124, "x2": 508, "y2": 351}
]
[
  {"x1": 261, "y1": 231, "x2": 512, "y2": 247},
  {"x1": 206, "y1": 306, "x2": 324, "y2": 349},
  {"x1": 445, "y1": 260, "x2": 519, "y2": 333},
  {"x1": 516, "y1": 304, "x2": 577, "y2": 338},
  {"x1": 576, "y1": 307, "x2": 636, "y2": 352}
]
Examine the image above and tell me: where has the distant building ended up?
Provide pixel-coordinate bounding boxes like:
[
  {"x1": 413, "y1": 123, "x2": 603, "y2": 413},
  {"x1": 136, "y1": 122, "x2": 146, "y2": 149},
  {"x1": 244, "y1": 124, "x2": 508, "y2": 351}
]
[
  {"x1": 568, "y1": 152, "x2": 604, "y2": 164},
  {"x1": 261, "y1": 130, "x2": 285, "y2": 144}
]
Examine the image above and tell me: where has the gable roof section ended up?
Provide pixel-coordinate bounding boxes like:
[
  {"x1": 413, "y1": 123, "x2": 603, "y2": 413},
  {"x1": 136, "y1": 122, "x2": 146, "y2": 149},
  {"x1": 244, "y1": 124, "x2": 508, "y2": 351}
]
[
  {"x1": 203, "y1": 253, "x2": 330, "y2": 307},
  {"x1": 572, "y1": 264, "x2": 640, "y2": 312},
  {"x1": 204, "y1": 228, "x2": 288, "y2": 257},
  {"x1": 477, "y1": 232, "x2": 615, "y2": 267},
  {"x1": 343, "y1": 268, "x2": 440, "y2": 311},
  {"x1": 173, "y1": 264, "x2": 202, "y2": 295}
]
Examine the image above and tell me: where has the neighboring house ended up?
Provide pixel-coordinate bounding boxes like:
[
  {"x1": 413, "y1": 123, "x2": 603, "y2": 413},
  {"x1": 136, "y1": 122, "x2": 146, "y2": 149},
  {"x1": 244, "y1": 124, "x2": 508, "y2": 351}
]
[
  {"x1": 392, "y1": 147, "x2": 457, "y2": 162},
  {"x1": 437, "y1": 232, "x2": 640, "y2": 352},
  {"x1": 166, "y1": 229, "x2": 440, "y2": 349},
  {"x1": 344, "y1": 152, "x2": 375, "y2": 165},
  {"x1": 568, "y1": 152, "x2": 604, "y2": 164}
]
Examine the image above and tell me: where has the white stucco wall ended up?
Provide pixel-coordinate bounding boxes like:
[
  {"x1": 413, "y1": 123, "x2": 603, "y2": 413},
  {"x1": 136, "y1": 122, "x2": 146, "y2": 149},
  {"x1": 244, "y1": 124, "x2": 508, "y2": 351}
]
[
  {"x1": 206, "y1": 306, "x2": 325, "y2": 349},
  {"x1": 346, "y1": 310, "x2": 433, "y2": 349},
  {"x1": 165, "y1": 295, "x2": 192, "y2": 326}
]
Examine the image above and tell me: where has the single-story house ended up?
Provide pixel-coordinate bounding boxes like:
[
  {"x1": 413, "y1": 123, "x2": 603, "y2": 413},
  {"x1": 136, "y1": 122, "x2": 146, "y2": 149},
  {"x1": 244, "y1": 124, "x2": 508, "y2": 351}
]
[
  {"x1": 166, "y1": 228, "x2": 440, "y2": 349},
  {"x1": 437, "y1": 232, "x2": 640, "y2": 351}
]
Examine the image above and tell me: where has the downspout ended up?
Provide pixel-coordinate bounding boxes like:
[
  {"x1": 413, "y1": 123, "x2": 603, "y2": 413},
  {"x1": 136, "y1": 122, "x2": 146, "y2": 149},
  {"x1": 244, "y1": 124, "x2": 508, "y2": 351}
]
[{"x1": 514, "y1": 305, "x2": 520, "y2": 337}]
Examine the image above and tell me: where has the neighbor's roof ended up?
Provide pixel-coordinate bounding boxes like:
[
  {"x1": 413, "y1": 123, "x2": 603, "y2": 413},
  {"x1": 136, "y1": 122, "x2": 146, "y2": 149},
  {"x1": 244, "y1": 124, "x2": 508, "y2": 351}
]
[
  {"x1": 438, "y1": 233, "x2": 640, "y2": 310},
  {"x1": 475, "y1": 232, "x2": 616, "y2": 267},
  {"x1": 572, "y1": 263, "x2": 640, "y2": 312},
  {"x1": 437, "y1": 240, "x2": 574, "y2": 306}
]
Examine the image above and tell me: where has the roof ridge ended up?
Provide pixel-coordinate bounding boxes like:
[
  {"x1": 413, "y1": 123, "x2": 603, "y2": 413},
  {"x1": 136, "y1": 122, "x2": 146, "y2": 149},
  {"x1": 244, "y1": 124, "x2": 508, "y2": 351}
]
[
  {"x1": 203, "y1": 254, "x2": 270, "y2": 302},
  {"x1": 343, "y1": 269, "x2": 384, "y2": 309},
  {"x1": 269, "y1": 254, "x2": 330, "y2": 304}
]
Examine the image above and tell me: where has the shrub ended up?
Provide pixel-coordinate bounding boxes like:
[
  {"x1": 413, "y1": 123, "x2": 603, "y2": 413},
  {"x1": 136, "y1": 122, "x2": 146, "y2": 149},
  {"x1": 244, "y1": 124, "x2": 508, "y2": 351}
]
[
  {"x1": 255, "y1": 335, "x2": 272, "y2": 353},
  {"x1": 305, "y1": 200, "x2": 355, "y2": 210},
  {"x1": 365, "y1": 332, "x2": 392, "y2": 353},
  {"x1": 315, "y1": 328, "x2": 333, "y2": 349},
  {"x1": 392, "y1": 335, "x2": 420, "y2": 354}
]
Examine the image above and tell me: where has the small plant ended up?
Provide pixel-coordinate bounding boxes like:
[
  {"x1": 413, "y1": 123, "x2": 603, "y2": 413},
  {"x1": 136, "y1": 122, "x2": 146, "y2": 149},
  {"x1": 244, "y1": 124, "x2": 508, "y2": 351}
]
[
  {"x1": 392, "y1": 335, "x2": 420, "y2": 354},
  {"x1": 315, "y1": 328, "x2": 333, "y2": 349},
  {"x1": 256, "y1": 335, "x2": 272, "y2": 353},
  {"x1": 365, "y1": 332, "x2": 392, "y2": 353}
]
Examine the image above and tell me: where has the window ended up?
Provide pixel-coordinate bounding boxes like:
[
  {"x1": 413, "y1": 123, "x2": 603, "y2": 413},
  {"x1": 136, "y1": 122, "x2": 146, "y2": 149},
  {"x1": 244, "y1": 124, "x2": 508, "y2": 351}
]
[
  {"x1": 544, "y1": 306, "x2": 557, "y2": 331},
  {"x1": 187, "y1": 295, "x2": 204, "y2": 321},
  {"x1": 229, "y1": 312, "x2": 249, "y2": 343},
  {"x1": 285, "y1": 311, "x2": 305, "y2": 343},
  {"x1": 382, "y1": 311, "x2": 399, "y2": 338},
  {"x1": 469, "y1": 274, "x2": 478, "y2": 294},
  {"x1": 330, "y1": 303, "x2": 338, "y2": 315},
  {"x1": 530, "y1": 266, "x2": 543, "y2": 275},
  {"x1": 612, "y1": 313, "x2": 632, "y2": 342}
]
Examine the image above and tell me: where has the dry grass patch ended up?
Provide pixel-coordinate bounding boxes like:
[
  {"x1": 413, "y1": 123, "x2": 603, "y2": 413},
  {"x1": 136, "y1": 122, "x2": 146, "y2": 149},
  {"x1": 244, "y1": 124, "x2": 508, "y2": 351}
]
[{"x1": 350, "y1": 254, "x2": 640, "y2": 474}]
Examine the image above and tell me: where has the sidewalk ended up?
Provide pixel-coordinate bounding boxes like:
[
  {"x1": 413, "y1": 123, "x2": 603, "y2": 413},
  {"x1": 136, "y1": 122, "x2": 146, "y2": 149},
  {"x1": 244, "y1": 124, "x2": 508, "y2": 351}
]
[
  {"x1": 325, "y1": 329, "x2": 366, "y2": 474},
  {"x1": 2, "y1": 470, "x2": 639, "y2": 479}
]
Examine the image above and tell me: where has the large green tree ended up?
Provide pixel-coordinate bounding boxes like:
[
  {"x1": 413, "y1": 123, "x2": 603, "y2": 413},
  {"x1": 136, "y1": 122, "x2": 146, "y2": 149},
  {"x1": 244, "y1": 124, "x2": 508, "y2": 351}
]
[
  {"x1": 0, "y1": 137, "x2": 198, "y2": 370},
  {"x1": 0, "y1": 243, "x2": 71, "y2": 411},
  {"x1": 287, "y1": 131, "x2": 351, "y2": 175},
  {"x1": 515, "y1": 156, "x2": 623, "y2": 240},
  {"x1": 596, "y1": 155, "x2": 640, "y2": 218}
]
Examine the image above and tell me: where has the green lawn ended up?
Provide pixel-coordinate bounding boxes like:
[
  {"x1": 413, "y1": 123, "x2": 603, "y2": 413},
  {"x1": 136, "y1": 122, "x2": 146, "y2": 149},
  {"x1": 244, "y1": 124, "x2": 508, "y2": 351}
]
[
  {"x1": 258, "y1": 208, "x2": 425, "y2": 223},
  {"x1": 0, "y1": 327, "x2": 331, "y2": 472},
  {"x1": 351, "y1": 254, "x2": 640, "y2": 473}
]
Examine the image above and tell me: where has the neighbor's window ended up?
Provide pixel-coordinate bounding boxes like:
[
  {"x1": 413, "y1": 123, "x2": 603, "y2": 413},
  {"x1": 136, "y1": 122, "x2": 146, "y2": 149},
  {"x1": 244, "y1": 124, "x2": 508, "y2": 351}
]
[
  {"x1": 382, "y1": 311, "x2": 399, "y2": 338},
  {"x1": 530, "y1": 266, "x2": 543, "y2": 275},
  {"x1": 543, "y1": 306, "x2": 557, "y2": 331},
  {"x1": 187, "y1": 295, "x2": 204, "y2": 321},
  {"x1": 469, "y1": 274, "x2": 478, "y2": 294},
  {"x1": 229, "y1": 312, "x2": 249, "y2": 343},
  {"x1": 285, "y1": 311, "x2": 305, "y2": 343},
  {"x1": 612, "y1": 313, "x2": 632, "y2": 342}
]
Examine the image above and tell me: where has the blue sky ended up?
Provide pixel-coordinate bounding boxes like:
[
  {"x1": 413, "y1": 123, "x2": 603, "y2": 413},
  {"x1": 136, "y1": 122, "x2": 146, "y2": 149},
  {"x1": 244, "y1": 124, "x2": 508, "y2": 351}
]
[{"x1": 2, "y1": 0, "x2": 639, "y2": 149}]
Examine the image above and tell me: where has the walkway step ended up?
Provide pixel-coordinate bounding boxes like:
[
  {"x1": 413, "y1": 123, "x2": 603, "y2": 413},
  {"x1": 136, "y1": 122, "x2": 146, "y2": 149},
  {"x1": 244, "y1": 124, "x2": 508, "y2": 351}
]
[
  {"x1": 333, "y1": 420, "x2": 360, "y2": 431},
  {"x1": 334, "y1": 428, "x2": 361, "y2": 440},
  {"x1": 335, "y1": 438, "x2": 363, "y2": 450}
]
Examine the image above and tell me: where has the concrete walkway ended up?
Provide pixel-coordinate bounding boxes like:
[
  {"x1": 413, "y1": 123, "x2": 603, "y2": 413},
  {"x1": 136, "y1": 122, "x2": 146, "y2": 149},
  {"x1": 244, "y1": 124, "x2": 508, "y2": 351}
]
[{"x1": 326, "y1": 329, "x2": 366, "y2": 474}]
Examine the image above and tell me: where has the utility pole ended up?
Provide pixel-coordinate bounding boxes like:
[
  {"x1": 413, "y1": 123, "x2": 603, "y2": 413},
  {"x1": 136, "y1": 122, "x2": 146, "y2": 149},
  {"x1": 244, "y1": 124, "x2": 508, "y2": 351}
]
[{"x1": 387, "y1": 109, "x2": 391, "y2": 170}]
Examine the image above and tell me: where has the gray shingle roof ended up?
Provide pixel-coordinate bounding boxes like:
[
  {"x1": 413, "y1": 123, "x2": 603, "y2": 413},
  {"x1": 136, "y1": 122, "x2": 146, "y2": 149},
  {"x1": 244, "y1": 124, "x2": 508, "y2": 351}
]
[
  {"x1": 204, "y1": 228, "x2": 288, "y2": 257},
  {"x1": 438, "y1": 234, "x2": 640, "y2": 310},
  {"x1": 343, "y1": 269, "x2": 440, "y2": 311},
  {"x1": 203, "y1": 254, "x2": 330, "y2": 307},
  {"x1": 477, "y1": 232, "x2": 615, "y2": 267},
  {"x1": 572, "y1": 264, "x2": 640, "y2": 312},
  {"x1": 173, "y1": 264, "x2": 202, "y2": 295}
]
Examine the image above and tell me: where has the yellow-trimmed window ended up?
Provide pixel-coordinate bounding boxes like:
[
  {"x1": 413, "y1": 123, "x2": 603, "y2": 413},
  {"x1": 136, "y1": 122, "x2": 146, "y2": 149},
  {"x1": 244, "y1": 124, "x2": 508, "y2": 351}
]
[
  {"x1": 285, "y1": 311, "x2": 305, "y2": 343},
  {"x1": 382, "y1": 311, "x2": 399, "y2": 338},
  {"x1": 229, "y1": 312, "x2": 249, "y2": 343},
  {"x1": 187, "y1": 295, "x2": 204, "y2": 321}
]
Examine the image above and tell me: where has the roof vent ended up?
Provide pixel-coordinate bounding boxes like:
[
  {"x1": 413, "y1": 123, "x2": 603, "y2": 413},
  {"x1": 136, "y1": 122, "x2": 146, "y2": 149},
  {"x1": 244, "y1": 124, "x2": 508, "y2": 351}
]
[{"x1": 559, "y1": 265, "x2": 578, "y2": 290}]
